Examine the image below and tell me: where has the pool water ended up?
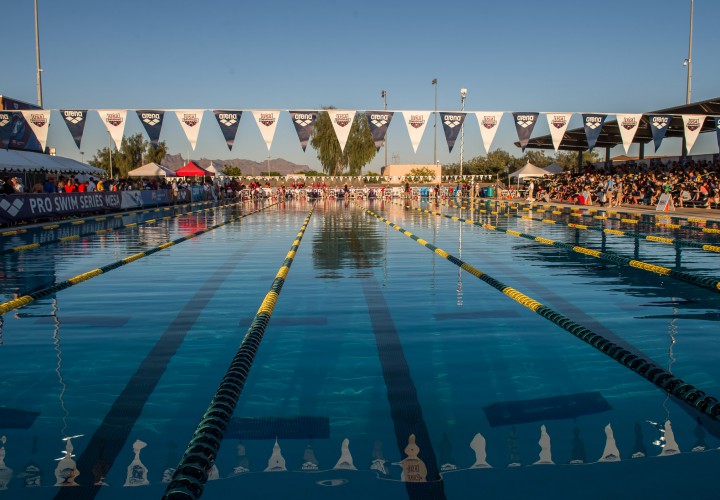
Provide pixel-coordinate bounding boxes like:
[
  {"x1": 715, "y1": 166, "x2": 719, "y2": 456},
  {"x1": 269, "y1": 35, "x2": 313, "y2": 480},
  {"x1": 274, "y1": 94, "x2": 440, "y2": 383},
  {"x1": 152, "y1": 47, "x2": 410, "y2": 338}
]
[{"x1": 1, "y1": 198, "x2": 720, "y2": 499}]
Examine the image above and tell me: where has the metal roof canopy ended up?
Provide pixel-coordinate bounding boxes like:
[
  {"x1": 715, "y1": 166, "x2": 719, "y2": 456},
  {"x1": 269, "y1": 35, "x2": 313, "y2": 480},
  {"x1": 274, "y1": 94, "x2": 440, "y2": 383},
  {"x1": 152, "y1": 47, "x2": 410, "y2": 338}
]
[{"x1": 515, "y1": 96, "x2": 720, "y2": 152}]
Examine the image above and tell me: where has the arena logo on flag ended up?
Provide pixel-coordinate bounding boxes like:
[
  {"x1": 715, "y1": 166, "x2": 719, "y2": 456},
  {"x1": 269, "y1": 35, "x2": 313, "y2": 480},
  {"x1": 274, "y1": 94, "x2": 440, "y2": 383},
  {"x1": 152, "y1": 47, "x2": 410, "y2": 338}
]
[
  {"x1": 293, "y1": 113, "x2": 314, "y2": 127},
  {"x1": 369, "y1": 114, "x2": 390, "y2": 127},
  {"x1": 515, "y1": 114, "x2": 535, "y2": 128},
  {"x1": 260, "y1": 113, "x2": 276, "y2": 127},
  {"x1": 334, "y1": 113, "x2": 351, "y2": 127},
  {"x1": 550, "y1": 115, "x2": 567, "y2": 128},
  {"x1": 585, "y1": 115, "x2": 603, "y2": 129},
  {"x1": 621, "y1": 116, "x2": 638, "y2": 130},
  {"x1": 686, "y1": 117, "x2": 702, "y2": 131},
  {"x1": 218, "y1": 113, "x2": 239, "y2": 126},
  {"x1": 0, "y1": 113, "x2": 10, "y2": 127},
  {"x1": 141, "y1": 113, "x2": 161, "y2": 126},
  {"x1": 409, "y1": 115, "x2": 425, "y2": 129},
  {"x1": 63, "y1": 110, "x2": 84, "y2": 125},
  {"x1": 106, "y1": 113, "x2": 123, "y2": 126},
  {"x1": 481, "y1": 115, "x2": 498, "y2": 129},
  {"x1": 443, "y1": 115, "x2": 463, "y2": 128},
  {"x1": 29, "y1": 113, "x2": 47, "y2": 127},
  {"x1": 182, "y1": 113, "x2": 200, "y2": 127},
  {"x1": 652, "y1": 116, "x2": 670, "y2": 129}
]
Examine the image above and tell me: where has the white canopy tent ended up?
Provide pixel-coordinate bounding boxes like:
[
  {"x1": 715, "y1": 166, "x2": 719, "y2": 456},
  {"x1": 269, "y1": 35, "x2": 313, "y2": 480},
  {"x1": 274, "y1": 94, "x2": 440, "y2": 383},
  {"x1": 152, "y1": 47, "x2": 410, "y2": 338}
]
[
  {"x1": 204, "y1": 162, "x2": 226, "y2": 177},
  {"x1": 508, "y1": 162, "x2": 553, "y2": 181},
  {"x1": 0, "y1": 149, "x2": 105, "y2": 176},
  {"x1": 128, "y1": 162, "x2": 177, "y2": 177}
]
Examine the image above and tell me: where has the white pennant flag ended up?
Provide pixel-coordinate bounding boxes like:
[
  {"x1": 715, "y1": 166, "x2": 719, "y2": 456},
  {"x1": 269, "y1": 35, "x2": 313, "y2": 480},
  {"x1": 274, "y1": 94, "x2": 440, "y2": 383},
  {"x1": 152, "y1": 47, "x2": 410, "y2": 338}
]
[
  {"x1": 616, "y1": 114, "x2": 642, "y2": 154},
  {"x1": 20, "y1": 110, "x2": 52, "y2": 152},
  {"x1": 682, "y1": 114, "x2": 705, "y2": 153},
  {"x1": 175, "y1": 110, "x2": 205, "y2": 150},
  {"x1": 252, "y1": 110, "x2": 281, "y2": 151},
  {"x1": 402, "y1": 111, "x2": 431, "y2": 153},
  {"x1": 97, "y1": 109, "x2": 127, "y2": 150},
  {"x1": 475, "y1": 112, "x2": 504, "y2": 152},
  {"x1": 546, "y1": 113, "x2": 572, "y2": 152},
  {"x1": 327, "y1": 110, "x2": 356, "y2": 153}
]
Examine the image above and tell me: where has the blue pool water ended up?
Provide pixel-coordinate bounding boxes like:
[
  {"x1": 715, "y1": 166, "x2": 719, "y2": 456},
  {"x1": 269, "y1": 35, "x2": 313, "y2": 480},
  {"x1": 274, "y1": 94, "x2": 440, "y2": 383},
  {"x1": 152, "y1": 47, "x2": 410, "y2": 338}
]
[{"x1": 1, "y1": 198, "x2": 720, "y2": 499}]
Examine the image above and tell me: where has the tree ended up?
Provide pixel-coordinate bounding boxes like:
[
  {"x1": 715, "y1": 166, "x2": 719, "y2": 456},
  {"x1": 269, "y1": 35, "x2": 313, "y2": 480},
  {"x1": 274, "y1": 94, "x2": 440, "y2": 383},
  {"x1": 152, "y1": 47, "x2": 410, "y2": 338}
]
[
  {"x1": 223, "y1": 165, "x2": 242, "y2": 176},
  {"x1": 553, "y1": 150, "x2": 601, "y2": 171},
  {"x1": 310, "y1": 108, "x2": 376, "y2": 175},
  {"x1": 89, "y1": 133, "x2": 172, "y2": 177},
  {"x1": 408, "y1": 167, "x2": 435, "y2": 177},
  {"x1": 523, "y1": 150, "x2": 553, "y2": 168},
  {"x1": 143, "y1": 141, "x2": 168, "y2": 165}
]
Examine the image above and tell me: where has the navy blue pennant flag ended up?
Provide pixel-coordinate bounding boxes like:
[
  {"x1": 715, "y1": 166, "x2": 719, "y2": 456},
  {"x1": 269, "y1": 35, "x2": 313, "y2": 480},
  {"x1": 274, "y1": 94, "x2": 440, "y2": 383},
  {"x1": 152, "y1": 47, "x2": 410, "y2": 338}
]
[
  {"x1": 365, "y1": 111, "x2": 394, "y2": 151},
  {"x1": 136, "y1": 110, "x2": 165, "y2": 148},
  {"x1": 289, "y1": 110, "x2": 318, "y2": 152},
  {"x1": 647, "y1": 114, "x2": 672, "y2": 152},
  {"x1": 0, "y1": 112, "x2": 41, "y2": 152},
  {"x1": 512, "y1": 112, "x2": 539, "y2": 151},
  {"x1": 440, "y1": 112, "x2": 467, "y2": 153},
  {"x1": 59, "y1": 110, "x2": 88, "y2": 149},
  {"x1": 212, "y1": 110, "x2": 242, "y2": 150},
  {"x1": 582, "y1": 114, "x2": 606, "y2": 151},
  {"x1": 0, "y1": 111, "x2": 15, "y2": 149}
]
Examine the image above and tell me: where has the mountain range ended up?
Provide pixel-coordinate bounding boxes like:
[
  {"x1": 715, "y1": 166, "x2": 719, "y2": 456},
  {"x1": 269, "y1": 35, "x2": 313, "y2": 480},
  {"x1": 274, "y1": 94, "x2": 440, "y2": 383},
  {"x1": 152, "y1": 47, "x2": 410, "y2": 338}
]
[{"x1": 162, "y1": 154, "x2": 311, "y2": 175}]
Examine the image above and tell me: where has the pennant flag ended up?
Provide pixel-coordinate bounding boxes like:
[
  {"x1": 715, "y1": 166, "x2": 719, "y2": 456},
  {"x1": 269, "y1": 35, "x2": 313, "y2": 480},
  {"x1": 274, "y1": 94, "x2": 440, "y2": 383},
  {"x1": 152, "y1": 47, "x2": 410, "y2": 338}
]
[
  {"x1": 327, "y1": 110, "x2": 356, "y2": 153},
  {"x1": 582, "y1": 113, "x2": 607, "y2": 151},
  {"x1": 0, "y1": 111, "x2": 41, "y2": 152},
  {"x1": 136, "y1": 110, "x2": 165, "y2": 148},
  {"x1": 475, "y1": 112, "x2": 503, "y2": 152},
  {"x1": 365, "y1": 111, "x2": 394, "y2": 152},
  {"x1": 647, "y1": 114, "x2": 672, "y2": 151},
  {"x1": 546, "y1": 113, "x2": 572, "y2": 152},
  {"x1": 20, "y1": 110, "x2": 52, "y2": 152},
  {"x1": 682, "y1": 114, "x2": 705, "y2": 153},
  {"x1": 289, "y1": 110, "x2": 318, "y2": 152},
  {"x1": 252, "y1": 110, "x2": 281, "y2": 151},
  {"x1": 60, "y1": 110, "x2": 88, "y2": 149},
  {"x1": 512, "y1": 112, "x2": 539, "y2": 151},
  {"x1": 440, "y1": 112, "x2": 466, "y2": 153},
  {"x1": 402, "y1": 111, "x2": 431, "y2": 153},
  {"x1": 213, "y1": 110, "x2": 242, "y2": 150},
  {"x1": 175, "y1": 110, "x2": 204, "y2": 150},
  {"x1": 716, "y1": 117, "x2": 720, "y2": 152},
  {"x1": 97, "y1": 109, "x2": 128, "y2": 150},
  {"x1": 0, "y1": 111, "x2": 14, "y2": 146},
  {"x1": 616, "y1": 114, "x2": 642, "y2": 154}
]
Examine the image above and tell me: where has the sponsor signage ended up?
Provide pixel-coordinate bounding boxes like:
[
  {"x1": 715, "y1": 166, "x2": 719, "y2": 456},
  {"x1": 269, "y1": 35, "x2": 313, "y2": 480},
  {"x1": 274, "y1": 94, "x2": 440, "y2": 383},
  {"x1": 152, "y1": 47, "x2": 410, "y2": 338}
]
[
  {"x1": 512, "y1": 112, "x2": 539, "y2": 151},
  {"x1": 546, "y1": 113, "x2": 572, "y2": 152},
  {"x1": 60, "y1": 109, "x2": 88, "y2": 149},
  {"x1": 581, "y1": 113, "x2": 607, "y2": 151},
  {"x1": 402, "y1": 111, "x2": 431, "y2": 153},
  {"x1": 0, "y1": 192, "x2": 124, "y2": 224},
  {"x1": 175, "y1": 110, "x2": 205, "y2": 150},
  {"x1": 365, "y1": 111, "x2": 394, "y2": 152},
  {"x1": 440, "y1": 112, "x2": 466, "y2": 153},
  {"x1": 213, "y1": 110, "x2": 243, "y2": 150},
  {"x1": 475, "y1": 112, "x2": 504, "y2": 152},
  {"x1": 647, "y1": 114, "x2": 672, "y2": 151},
  {"x1": 616, "y1": 113, "x2": 642, "y2": 154},
  {"x1": 136, "y1": 110, "x2": 165, "y2": 148},
  {"x1": 289, "y1": 110, "x2": 318, "y2": 152},
  {"x1": 252, "y1": 110, "x2": 281, "y2": 151},
  {"x1": 327, "y1": 110, "x2": 356, "y2": 153}
]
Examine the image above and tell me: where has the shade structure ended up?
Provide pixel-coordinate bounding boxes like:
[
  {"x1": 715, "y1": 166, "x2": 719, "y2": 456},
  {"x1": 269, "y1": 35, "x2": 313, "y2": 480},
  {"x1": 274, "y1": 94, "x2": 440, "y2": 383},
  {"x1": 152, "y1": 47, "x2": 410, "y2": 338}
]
[
  {"x1": 544, "y1": 163, "x2": 564, "y2": 174},
  {"x1": 175, "y1": 161, "x2": 213, "y2": 177},
  {"x1": 508, "y1": 162, "x2": 553, "y2": 180},
  {"x1": 127, "y1": 162, "x2": 177, "y2": 177},
  {"x1": 0, "y1": 149, "x2": 105, "y2": 175}
]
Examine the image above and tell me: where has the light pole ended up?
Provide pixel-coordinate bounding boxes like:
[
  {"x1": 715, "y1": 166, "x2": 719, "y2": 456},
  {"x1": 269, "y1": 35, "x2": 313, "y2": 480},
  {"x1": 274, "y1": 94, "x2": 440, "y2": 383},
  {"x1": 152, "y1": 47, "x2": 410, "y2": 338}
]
[
  {"x1": 460, "y1": 88, "x2": 467, "y2": 179},
  {"x1": 432, "y1": 79, "x2": 438, "y2": 165},
  {"x1": 34, "y1": 0, "x2": 43, "y2": 107},
  {"x1": 381, "y1": 90, "x2": 388, "y2": 166},
  {"x1": 684, "y1": 0, "x2": 694, "y2": 104}
]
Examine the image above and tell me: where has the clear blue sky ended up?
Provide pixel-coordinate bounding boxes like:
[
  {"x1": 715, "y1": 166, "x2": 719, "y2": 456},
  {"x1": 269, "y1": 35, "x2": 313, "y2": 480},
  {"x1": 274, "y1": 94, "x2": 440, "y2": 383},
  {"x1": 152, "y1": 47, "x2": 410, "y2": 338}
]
[{"x1": 4, "y1": 0, "x2": 719, "y2": 171}]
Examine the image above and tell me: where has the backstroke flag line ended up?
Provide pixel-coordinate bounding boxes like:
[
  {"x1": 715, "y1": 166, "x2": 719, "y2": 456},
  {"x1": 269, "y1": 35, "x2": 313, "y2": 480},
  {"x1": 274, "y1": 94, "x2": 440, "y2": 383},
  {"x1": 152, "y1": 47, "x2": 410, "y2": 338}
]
[
  {"x1": 582, "y1": 113, "x2": 606, "y2": 151},
  {"x1": 175, "y1": 110, "x2": 204, "y2": 151},
  {"x1": 403, "y1": 111, "x2": 431, "y2": 153},
  {"x1": 365, "y1": 111, "x2": 394, "y2": 152},
  {"x1": 60, "y1": 110, "x2": 88, "y2": 149},
  {"x1": 212, "y1": 110, "x2": 242, "y2": 151},
  {"x1": 327, "y1": 110, "x2": 356, "y2": 153},
  {"x1": 682, "y1": 114, "x2": 705, "y2": 153},
  {"x1": 289, "y1": 110, "x2": 318, "y2": 152},
  {"x1": 647, "y1": 114, "x2": 672, "y2": 151},
  {"x1": 136, "y1": 110, "x2": 165, "y2": 148},
  {"x1": 252, "y1": 110, "x2": 281, "y2": 151},
  {"x1": 440, "y1": 112, "x2": 466, "y2": 153},
  {"x1": 97, "y1": 110, "x2": 127, "y2": 150},
  {"x1": 476, "y1": 112, "x2": 503, "y2": 152},
  {"x1": 546, "y1": 113, "x2": 572, "y2": 152},
  {"x1": 512, "y1": 112, "x2": 539, "y2": 151},
  {"x1": 616, "y1": 114, "x2": 642, "y2": 154},
  {"x1": 20, "y1": 110, "x2": 52, "y2": 152}
]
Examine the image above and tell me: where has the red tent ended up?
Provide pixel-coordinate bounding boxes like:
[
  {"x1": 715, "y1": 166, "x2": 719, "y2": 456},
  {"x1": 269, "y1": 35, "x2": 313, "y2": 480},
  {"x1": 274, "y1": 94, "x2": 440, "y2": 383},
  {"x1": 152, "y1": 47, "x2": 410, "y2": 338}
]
[{"x1": 175, "y1": 161, "x2": 213, "y2": 177}]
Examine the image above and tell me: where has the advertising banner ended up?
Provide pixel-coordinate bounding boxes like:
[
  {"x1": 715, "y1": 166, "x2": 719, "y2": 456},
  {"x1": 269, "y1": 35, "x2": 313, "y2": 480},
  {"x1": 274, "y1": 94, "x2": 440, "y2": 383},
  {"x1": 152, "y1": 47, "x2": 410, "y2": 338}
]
[
  {"x1": 60, "y1": 110, "x2": 88, "y2": 149},
  {"x1": 252, "y1": 110, "x2": 281, "y2": 151},
  {"x1": 20, "y1": 110, "x2": 52, "y2": 152},
  {"x1": 682, "y1": 114, "x2": 705, "y2": 153},
  {"x1": 327, "y1": 110, "x2": 356, "y2": 153},
  {"x1": 475, "y1": 112, "x2": 503, "y2": 152},
  {"x1": 616, "y1": 114, "x2": 642, "y2": 154},
  {"x1": 136, "y1": 110, "x2": 165, "y2": 148},
  {"x1": 582, "y1": 113, "x2": 607, "y2": 151},
  {"x1": 175, "y1": 110, "x2": 204, "y2": 150},
  {"x1": 647, "y1": 114, "x2": 672, "y2": 151},
  {"x1": 213, "y1": 110, "x2": 242, "y2": 150},
  {"x1": 365, "y1": 111, "x2": 394, "y2": 152},
  {"x1": 402, "y1": 111, "x2": 431, "y2": 153},
  {"x1": 0, "y1": 192, "x2": 123, "y2": 224},
  {"x1": 440, "y1": 112, "x2": 466, "y2": 153},
  {"x1": 289, "y1": 110, "x2": 318, "y2": 152},
  {"x1": 97, "y1": 109, "x2": 128, "y2": 150},
  {"x1": 546, "y1": 113, "x2": 572, "y2": 152},
  {"x1": 512, "y1": 112, "x2": 539, "y2": 151}
]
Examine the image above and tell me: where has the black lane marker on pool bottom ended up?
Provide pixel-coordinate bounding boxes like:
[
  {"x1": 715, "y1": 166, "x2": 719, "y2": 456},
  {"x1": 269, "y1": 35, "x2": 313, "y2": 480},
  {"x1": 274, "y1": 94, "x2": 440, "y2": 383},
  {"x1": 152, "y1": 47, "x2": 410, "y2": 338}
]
[{"x1": 54, "y1": 242, "x2": 254, "y2": 500}]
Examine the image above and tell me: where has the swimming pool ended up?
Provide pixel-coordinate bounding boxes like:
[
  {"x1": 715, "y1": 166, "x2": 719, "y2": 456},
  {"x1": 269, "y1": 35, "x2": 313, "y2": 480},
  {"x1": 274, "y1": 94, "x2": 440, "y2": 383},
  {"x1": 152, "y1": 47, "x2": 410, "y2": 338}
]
[{"x1": 1, "y1": 198, "x2": 720, "y2": 499}]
